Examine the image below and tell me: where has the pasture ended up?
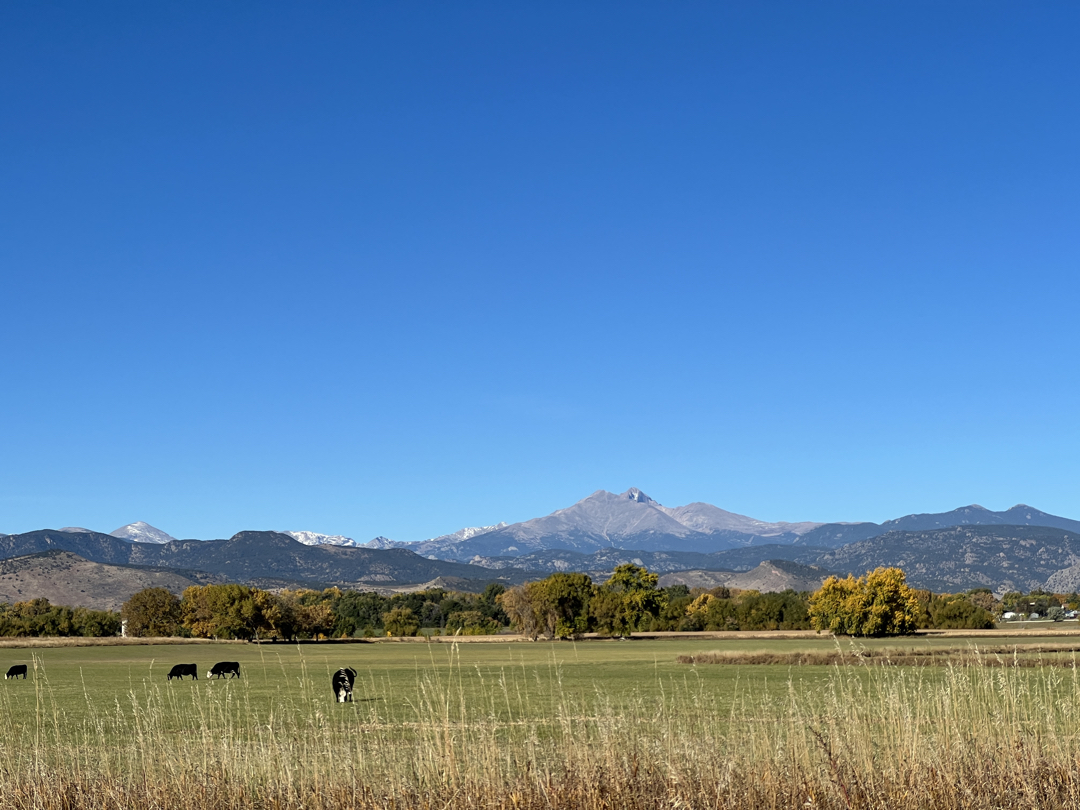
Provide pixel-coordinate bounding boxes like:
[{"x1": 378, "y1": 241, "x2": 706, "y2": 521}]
[{"x1": 2, "y1": 634, "x2": 1080, "y2": 809}]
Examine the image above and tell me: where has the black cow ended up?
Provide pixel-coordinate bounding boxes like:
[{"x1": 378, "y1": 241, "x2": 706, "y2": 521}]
[
  {"x1": 5, "y1": 664, "x2": 27, "y2": 680},
  {"x1": 208, "y1": 661, "x2": 241, "y2": 679},
  {"x1": 167, "y1": 663, "x2": 198, "y2": 680},
  {"x1": 332, "y1": 667, "x2": 356, "y2": 703}
]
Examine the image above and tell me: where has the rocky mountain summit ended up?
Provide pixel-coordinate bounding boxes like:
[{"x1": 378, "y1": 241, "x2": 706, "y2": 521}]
[
  {"x1": 403, "y1": 488, "x2": 822, "y2": 561},
  {"x1": 110, "y1": 522, "x2": 177, "y2": 544},
  {"x1": 283, "y1": 530, "x2": 359, "y2": 548}
]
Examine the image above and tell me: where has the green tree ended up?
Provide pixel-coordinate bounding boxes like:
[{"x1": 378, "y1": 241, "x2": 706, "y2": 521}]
[
  {"x1": 13, "y1": 598, "x2": 74, "y2": 636},
  {"x1": 381, "y1": 606, "x2": 420, "y2": 637},
  {"x1": 535, "y1": 572, "x2": 593, "y2": 638},
  {"x1": 73, "y1": 607, "x2": 122, "y2": 637},
  {"x1": 809, "y1": 567, "x2": 919, "y2": 637},
  {"x1": 445, "y1": 610, "x2": 499, "y2": 635},
  {"x1": 181, "y1": 584, "x2": 269, "y2": 639},
  {"x1": 122, "y1": 588, "x2": 182, "y2": 637},
  {"x1": 600, "y1": 565, "x2": 665, "y2": 635},
  {"x1": 333, "y1": 591, "x2": 388, "y2": 637},
  {"x1": 478, "y1": 583, "x2": 509, "y2": 625},
  {"x1": 928, "y1": 594, "x2": 995, "y2": 629},
  {"x1": 588, "y1": 588, "x2": 626, "y2": 636}
]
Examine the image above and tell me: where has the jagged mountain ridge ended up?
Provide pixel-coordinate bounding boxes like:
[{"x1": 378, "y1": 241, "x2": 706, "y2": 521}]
[
  {"x1": 362, "y1": 523, "x2": 511, "y2": 554},
  {"x1": 409, "y1": 489, "x2": 822, "y2": 561},
  {"x1": 816, "y1": 525, "x2": 1080, "y2": 595},
  {"x1": 798, "y1": 504, "x2": 1080, "y2": 548},
  {"x1": 0, "y1": 529, "x2": 525, "y2": 590},
  {"x1": 397, "y1": 491, "x2": 1080, "y2": 563},
  {"x1": 283, "y1": 530, "x2": 359, "y2": 548}
]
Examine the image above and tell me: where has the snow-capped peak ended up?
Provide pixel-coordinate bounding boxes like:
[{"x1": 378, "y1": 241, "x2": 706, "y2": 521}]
[
  {"x1": 428, "y1": 523, "x2": 508, "y2": 543},
  {"x1": 283, "y1": 530, "x2": 359, "y2": 548},
  {"x1": 110, "y1": 522, "x2": 177, "y2": 544}
]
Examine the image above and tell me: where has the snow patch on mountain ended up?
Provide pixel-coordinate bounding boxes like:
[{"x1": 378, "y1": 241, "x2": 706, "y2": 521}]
[
  {"x1": 361, "y1": 536, "x2": 407, "y2": 549},
  {"x1": 110, "y1": 522, "x2": 177, "y2": 544},
  {"x1": 60, "y1": 527, "x2": 95, "y2": 534},
  {"x1": 358, "y1": 524, "x2": 510, "y2": 553},
  {"x1": 426, "y1": 524, "x2": 509, "y2": 544},
  {"x1": 283, "y1": 531, "x2": 360, "y2": 548}
]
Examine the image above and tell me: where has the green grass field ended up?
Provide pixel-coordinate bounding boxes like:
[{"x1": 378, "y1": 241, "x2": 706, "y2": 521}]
[
  {"x1": 1, "y1": 633, "x2": 1077, "y2": 730},
  {"x1": 3, "y1": 635, "x2": 1080, "y2": 808},
  {"x1": 0, "y1": 637, "x2": 826, "y2": 729}
]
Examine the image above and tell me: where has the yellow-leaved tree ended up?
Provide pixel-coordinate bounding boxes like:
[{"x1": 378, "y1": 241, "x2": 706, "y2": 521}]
[{"x1": 809, "y1": 567, "x2": 919, "y2": 637}]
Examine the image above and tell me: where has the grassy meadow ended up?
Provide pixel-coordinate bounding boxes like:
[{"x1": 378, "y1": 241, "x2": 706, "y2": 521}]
[{"x1": 2, "y1": 634, "x2": 1080, "y2": 808}]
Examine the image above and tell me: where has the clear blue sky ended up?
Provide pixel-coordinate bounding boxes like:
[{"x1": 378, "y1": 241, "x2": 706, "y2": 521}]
[{"x1": 2, "y1": 2, "x2": 1078, "y2": 541}]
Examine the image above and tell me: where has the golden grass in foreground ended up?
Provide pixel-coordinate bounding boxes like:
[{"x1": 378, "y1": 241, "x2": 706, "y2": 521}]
[{"x1": 3, "y1": 646, "x2": 1080, "y2": 808}]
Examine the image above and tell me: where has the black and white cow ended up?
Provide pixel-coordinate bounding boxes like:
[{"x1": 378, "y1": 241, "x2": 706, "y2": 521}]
[
  {"x1": 167, "y1": 663, "x2": 198, "y2": 680},
  {"x1": 5, "y1": 664, "x2": 27, "y2": 680},
  {"x1": 332, "y1": 667, "x2": 356, "y2": 703},
  {"x1": 208, "y1": 661, "x2": 241, "y2": 679}
]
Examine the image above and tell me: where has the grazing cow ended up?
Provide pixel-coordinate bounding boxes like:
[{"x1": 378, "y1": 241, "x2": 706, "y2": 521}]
[
  {"x1": 5, "y1": 664, "x2": 27, "y2": 680},
  {"x1": 167, "y1": 663, "x2": 198, "y2": 680},
  {"x1": 208, "y1": 661, "x2": 241, "y2": 679},
  {"x1": 332, "y1": 667, "x2": 356, "y2": 703}
]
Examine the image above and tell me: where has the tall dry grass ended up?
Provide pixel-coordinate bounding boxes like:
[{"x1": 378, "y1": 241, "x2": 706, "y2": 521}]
[{"x1": 1, "y1": 645, "x2": 1080, "y2": 808}]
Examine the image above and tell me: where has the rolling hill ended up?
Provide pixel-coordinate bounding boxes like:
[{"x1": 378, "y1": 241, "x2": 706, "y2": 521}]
[
  {"x1": 657, "y1": 560, "x2": 835, "y2": 593},
  {"x1": 0, "y1": 550, "x2": 220, "y2": 611}
]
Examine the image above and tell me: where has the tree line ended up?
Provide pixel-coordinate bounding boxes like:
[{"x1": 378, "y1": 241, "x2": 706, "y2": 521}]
[
  {"x1": 0, "y1": 598, "x2": 121, "y2": 637},
  {"x1": 497, "y1": 565, "x2": 815, "y2": 637},
  {"x1": 120, "y1": 582, "x2": 511, "y2": 639},
  {"x1": 0, "y1": 566, "x2": 1053, "y2": 640},
  {"x1": 502, "y1": 565, "x2": 1004, "y2": 638}
]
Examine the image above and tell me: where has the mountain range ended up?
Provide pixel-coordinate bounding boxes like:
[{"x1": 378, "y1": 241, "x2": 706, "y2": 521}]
[
  {"x1": 380, "y1": 489, "x2": 823, "y2": 561},
  {"x1": 364, "y1": 489, "x2": 1080, "y2": 562},
  {"x1": 0, "y1": 529, "x2": 521, "y2": 591},
  {"x1": 7, "y1": 488, "x2": 1080, "y2": 602}
]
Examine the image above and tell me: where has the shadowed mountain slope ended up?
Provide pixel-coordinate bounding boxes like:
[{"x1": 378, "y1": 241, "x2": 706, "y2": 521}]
[
  {"x1": 817, "y1": 525, "x2": 1080, "y2": 594},
  {"x1": 0, "y1": 530, "x2": 522, "y2": 590},
  {"x1": 800, "y1": 505, "x2": 1080, "y2": 548},
  {"x1": 468, "y1": 544, "x2": 831, "y2": 576}
]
